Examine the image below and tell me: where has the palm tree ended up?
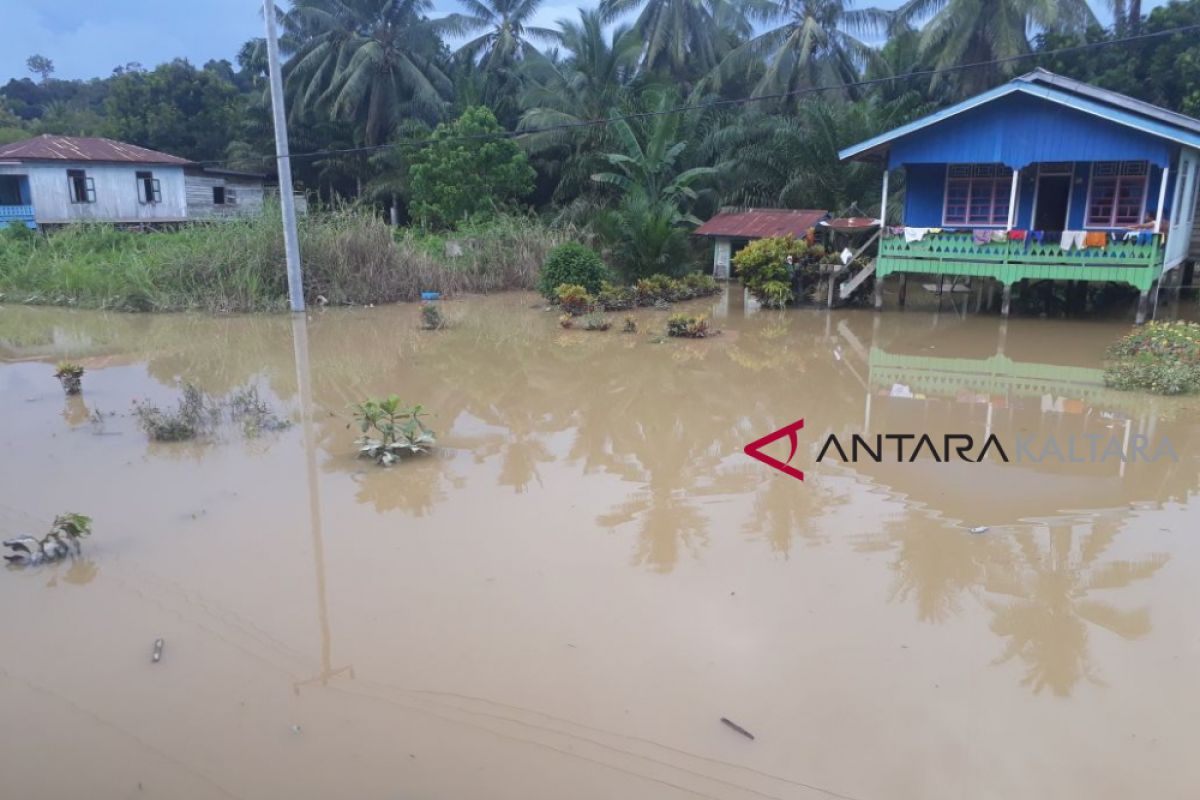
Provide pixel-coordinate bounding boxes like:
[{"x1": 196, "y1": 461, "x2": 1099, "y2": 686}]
[
  {"x1": 283, "y1": 0, "x2": 455, "y2": 145},
  {"x1": 712, "y1": 0, "x2": 890, "y2": 102},
  {"x1": 598, "y1": 0, "x2": 753, "y2": 84},
  {"x1": 448, "y1": 0, "x2": 558, "y2": 71},
  {"x1": 518, "y1": 10, "x2": 640, "y2": 204},
  {"x1": 1108, "y1": 0, "x2": 1143, "y2": 34},
  {"x1": 895, "y1": 0, "x2": 1096, "y2": 98}
]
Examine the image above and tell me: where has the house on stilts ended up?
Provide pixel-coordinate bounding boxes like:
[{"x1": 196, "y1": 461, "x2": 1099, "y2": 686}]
[{"x1": 838, "y1": 69, "x2": 1200, "y2": 323}]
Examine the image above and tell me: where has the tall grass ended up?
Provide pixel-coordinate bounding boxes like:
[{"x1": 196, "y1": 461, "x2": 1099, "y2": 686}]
[{"x1": 0, "y1": 208, "x2": 577, "y2": 312}]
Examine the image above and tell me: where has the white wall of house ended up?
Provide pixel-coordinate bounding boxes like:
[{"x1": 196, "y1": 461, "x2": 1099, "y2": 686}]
[
  {"x1": 0, "y1": 161, "x2": 187, "y2": 224},
  {"x1": 185, "y1": 173, "x2": 265, "y2": 219}
]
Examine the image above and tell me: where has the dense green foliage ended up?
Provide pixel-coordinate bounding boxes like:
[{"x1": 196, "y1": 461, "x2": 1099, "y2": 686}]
[
  {"x1": 732, "y1": 235, "x2": 812, "y2": 307},
  {"x1": 1104, "y1": 321, "x2": 1200, "y2": 394},
  {"x1": 537, "y1": 242, "x2": 610, "y2": 299},
  {"x1": 407, "y1": 106, "x2": 536, "y2": 228}
]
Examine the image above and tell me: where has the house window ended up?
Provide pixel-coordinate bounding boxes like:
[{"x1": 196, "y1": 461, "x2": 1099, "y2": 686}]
[
  {"x1": 943, "y1": 164, "x2": 1012, "y2": 227},
  {"x1": 212, "y1": 186, "x2": 226, "y2": 205},
  {"x1": 1086, "y1": 161, "x2": 1148, "y2": 228},
  {"x1": 136, "y1": 171, "x2": 161, "y2": 204},
  {"x1": 67, "y1": 169, "x2": 95, "y2": 204}
]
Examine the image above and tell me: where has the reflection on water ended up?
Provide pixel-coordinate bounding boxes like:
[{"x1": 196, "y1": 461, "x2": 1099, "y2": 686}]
[{"x1": 2, "y1": 292, "x2": 1199, "y2": 798}]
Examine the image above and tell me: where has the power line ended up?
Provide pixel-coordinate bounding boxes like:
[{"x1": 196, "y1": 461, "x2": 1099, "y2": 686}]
[{"x1": 200, "y1": 20, "x2": 1200, "y2": 169}]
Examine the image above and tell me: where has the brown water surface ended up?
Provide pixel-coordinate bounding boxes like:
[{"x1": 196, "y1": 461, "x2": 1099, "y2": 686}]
[{"x1": 2, "y1": 291, "x2": 1199, "y2": 800}]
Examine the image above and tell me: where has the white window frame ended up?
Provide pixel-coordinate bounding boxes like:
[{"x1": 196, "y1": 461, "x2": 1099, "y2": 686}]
[
  {"x1": 1085, "y1": 161, "x2": 1149, "y2": 229},
  {"x1": 941, "y1": 163, "x2": 1012, "y2": 228},
  {"x1": 136, "y1": 170, "x2": 162, "y2": 205},
  {"x1": 67, "y1": 169, "x2": 96, "y2": 204}
]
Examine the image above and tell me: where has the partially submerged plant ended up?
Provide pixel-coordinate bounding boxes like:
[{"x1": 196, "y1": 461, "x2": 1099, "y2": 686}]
[
  {"x1": 420, "y1": 303, "x2": 445, "y2": 330},
  {"x1": 666, "y1": 313, "x2": 713, "y2": 338},
  {"x1": 1104, "y1": 321, "x2": 1200, "y2": 394},
  {"x1": 622, "y1": 315, "x2": 638, "y2": 333},
  {"x1": 351, "y1": 395, "x2": 435, "y2": 465},
  {"x1": 555, "y1": 283, "x2": 593, "y2": 316},
  {"x1": 133, "y1": 383, "x2": 219, "y2": 441},
  {"x1": 581, "y1": 312, "x2": 612, "y2": 331},
  {"x1": 4, "y1": 513, "x2": 92, "y2": 567},
  {"x1": 558, "y1": 313, "x2": 574, "y2": 329},
  {"x1": 228, "y1": 385, "x2": 290, "y2": 437},
  {"x1": 54, "y1": 361, "x2": 84, "y2": 395}
]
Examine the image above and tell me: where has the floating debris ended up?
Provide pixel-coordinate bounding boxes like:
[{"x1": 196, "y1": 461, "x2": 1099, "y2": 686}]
[
  {"x1": 3, "y1": 513, "x2": 92, "y2": 567},
  {"x1": 152, "y1": 639, "x2": 164, "y2": 663},
  {"x1": 720, "y1": 717, "x2": 755, "y2": 740},
  {"x1": 968, "y1": 526, "x2": 990, "y2": 535}
]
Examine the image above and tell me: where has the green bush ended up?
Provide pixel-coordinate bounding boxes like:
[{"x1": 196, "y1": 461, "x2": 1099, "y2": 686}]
[
  {"x1": 555, "y1": 283, "x2": 593, "y2": 315},
  {"x1": 666, "y1": 313, "x2": 712, "y2": 338},
  {"x1": 537, "y1": 242, "x2": 609, "y2": 300},
  {"x1": 597, "y1": 281, "x2": 635, "y2": 311},
  {"x1": 581, "y1": 312, "x2": 612, "y2": 331},
  {"x1": 1104, "y1": 321, "x2": 1200, "y2": 394},
  {"x1": 732, "y1": 235, "x2": 810, "y2": 306}
]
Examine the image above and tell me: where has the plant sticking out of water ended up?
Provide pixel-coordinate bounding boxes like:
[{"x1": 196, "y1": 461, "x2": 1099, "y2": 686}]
[
  {"x1": 581, "y1": 312, "x2": 612, "y2": 331},
  {"x1": 555, "y1": 283, "x2": 593, "y2": 316},
  {"x1": 54, "y1": 361, "x2": 84, "y2": 396},
  {"x1": 133, "y1": 383, "x2": 219, "y2": 441},
  {"x1": 421, "y1": 303, "x2": 445, "y2": 330},
  {"x1": 558, "y1": 314, "x2": 574, "y2": 329},
  {"x1": 1104, "y1": 321, "x2": 1200, "y2": 395},
  {"x1": 622, "y1": 315, "x2": 638, "y2": 333},
  {"x1": 666, "y1": 313, "x2": 714, "y2": 339},
  {"x1": 4, "y1": 513, "x2": 92, "y2": 567},
  {"x1": 228, "y1": 385, "x2": 291, "y2": 437},
  {"x1": 351, "y1": 395, "x2": 436, "y2": 466}
]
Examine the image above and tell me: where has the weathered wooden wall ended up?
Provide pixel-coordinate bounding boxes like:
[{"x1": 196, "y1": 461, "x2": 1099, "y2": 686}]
[
  {"x1": 185, "y1": 173, "x2": 265, "y2": 219},
  {"x1": 0, "y1": 162, "x2": 187, "y2": 224}
]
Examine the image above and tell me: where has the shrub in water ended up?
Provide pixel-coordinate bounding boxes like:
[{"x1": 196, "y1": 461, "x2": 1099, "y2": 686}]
[
  {"x1": 666, "y1": 313, "x2": 712, "y2": 338},
  {"x1": 3, "y1": 513, "x2": 93, "y2": 566},
  {"x1": 597, "y1": 281, "x2": 636, "y2": 311},
  {"x1": 1104, "y1": 321, "x2": 1200, "y2": 394},
  {"x1": 537, "y1": 242, "x2": 609, "y2": 300},
  {"x1": 555, "y1": 283, "x2": 594, "y2": 316},
  {"x1": 54, "y1": 361, "x2": 84, "y2": 396},
  {"x1": 421, "y1": 303, "x2": 445, "y2": 330},
  {"x1": 581, "y1": 312, "x2": 612, "y2": 331},
  {"x1": 622, "y1": 315, "x2": 638, "y2": 333},
  {"x1": 351, "y1": 396, "x2": 435, "y2": 466},
  {"x1": 733, "y1": 235, "x2": 810, "y2": 306},
  {"x1": 134, "y1": 383, "x2": 219, "y2": 441},
  {"x1": 559, "y1": 314, "x2": 574, "y2": 329}
]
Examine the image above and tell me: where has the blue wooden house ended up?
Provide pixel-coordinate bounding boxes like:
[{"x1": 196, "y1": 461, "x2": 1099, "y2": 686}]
[{"x1": 839, "y1": 69, "x2": 1200, "y2": 322}]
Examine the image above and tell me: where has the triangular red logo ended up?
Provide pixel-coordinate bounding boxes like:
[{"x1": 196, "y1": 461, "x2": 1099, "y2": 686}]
[{"x1": 743, "y1": 418, "x2": 805, "y2": 481}]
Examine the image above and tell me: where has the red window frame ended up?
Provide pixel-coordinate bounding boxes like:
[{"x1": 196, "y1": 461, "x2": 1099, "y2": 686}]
[{"x1": 943, "y1": 164, "x2": 1012, "y2": 227}]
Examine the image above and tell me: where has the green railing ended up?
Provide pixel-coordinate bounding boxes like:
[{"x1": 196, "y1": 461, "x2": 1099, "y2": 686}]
[{"x1": 877, "y1": 231, "x2": 1163, "y2": 291}]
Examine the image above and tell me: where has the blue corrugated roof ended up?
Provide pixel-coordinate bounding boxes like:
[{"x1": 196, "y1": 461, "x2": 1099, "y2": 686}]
[{"x1": 839, "y1": 77, "x2": 1200, "y2": 164}]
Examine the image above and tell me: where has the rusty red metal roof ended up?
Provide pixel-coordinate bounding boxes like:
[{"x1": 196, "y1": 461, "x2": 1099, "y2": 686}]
[
  {"x1": 693, "y1": 208, "x2": 829, "y2": 239},
  {"x1": 0, "y1": 134, "x2": 192, "y2": 165}
]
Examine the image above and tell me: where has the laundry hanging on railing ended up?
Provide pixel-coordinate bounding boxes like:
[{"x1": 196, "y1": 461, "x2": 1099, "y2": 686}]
[{"x1": 1060, "y1": 230, "x2": 1087, "y2": 250}]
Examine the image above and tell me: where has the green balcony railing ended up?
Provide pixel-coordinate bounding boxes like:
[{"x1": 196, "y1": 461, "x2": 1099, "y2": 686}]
[{"x1": 877, "y1": 231, "x2": 1163, "y2": 291}]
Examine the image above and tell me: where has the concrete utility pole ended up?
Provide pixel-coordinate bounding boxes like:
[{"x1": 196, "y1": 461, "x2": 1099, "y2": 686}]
[{"x1": 263, "y1": 0, "x2": 305, "y2": 312}]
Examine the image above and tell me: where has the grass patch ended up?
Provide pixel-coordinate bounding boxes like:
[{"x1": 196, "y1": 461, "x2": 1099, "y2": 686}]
[
  {"x1": 0, "y1": 209, "x2": 576, "y2": 312},
  {"x1": 1104, "y1": 321, "x2": 1200, "y2": 395}
]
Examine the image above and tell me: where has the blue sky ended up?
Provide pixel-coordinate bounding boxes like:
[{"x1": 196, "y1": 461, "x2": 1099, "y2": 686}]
[{"x1": 0, "y1": 0, "x2": 1162, "y2": 83}]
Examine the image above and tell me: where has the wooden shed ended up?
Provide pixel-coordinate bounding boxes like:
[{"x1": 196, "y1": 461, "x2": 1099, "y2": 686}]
[{"x1": 693, "y1": 208, "x2": 829, "y2": 279}]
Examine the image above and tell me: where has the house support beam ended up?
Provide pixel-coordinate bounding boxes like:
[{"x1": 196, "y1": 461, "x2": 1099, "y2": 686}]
[
  {"x1": 1007, "y1": 168, "x2": 1020, "y2": 230},
  {"x1": 1155, "y1": 166, "x2": 1170, "y2": 233},
  {"x1": 873, "y1": 273, "x2": 884, "y2": 310},
  {"x1": 1136, "y1": 290, "x2": 1150, "y2": 324},
  {"x1": 897, "y1": 273, "x2": 907, "y2": 308},
  {"x1": 879, "y1": 169, "x2": 889, "y2": 226},
  {"x1": 1001, "y1": 283, "x2": 1013, "y2": 317}
]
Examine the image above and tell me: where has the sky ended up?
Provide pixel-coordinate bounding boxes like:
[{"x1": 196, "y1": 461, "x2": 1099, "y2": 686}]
[{"x1": 0, "y1": 0, "x2": 1165, "y2": 83}]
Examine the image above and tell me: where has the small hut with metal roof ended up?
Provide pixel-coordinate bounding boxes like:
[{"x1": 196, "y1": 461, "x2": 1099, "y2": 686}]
[{"x1": 693, "y1": 208, "x2": 829, "y2": 279}]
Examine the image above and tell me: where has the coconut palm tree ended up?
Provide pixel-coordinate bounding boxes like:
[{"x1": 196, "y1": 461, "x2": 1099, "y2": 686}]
[
  {"x1": 448, "y1": 0, "x2": 558, "y2": 70},
  {"x1": 518, "y1": 10, "x2": 641, "y2": 204},
  {"x1": 598, "y1": 0, "x2": 754, "y2": 84},
  {"x1": 711, "y1": 0, "x2": 890, "y2": 101},
  {"x1": 895, "y1": 0, "x2": 1097, "y2": 98},
  {"x1": 283, "y1": 0, "x2": 455, "y2": 145}
]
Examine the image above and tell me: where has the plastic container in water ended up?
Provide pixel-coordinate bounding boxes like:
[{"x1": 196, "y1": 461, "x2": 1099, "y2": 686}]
[{"x1": 420, "y1": 291, "x2": 441, "y2": 301}]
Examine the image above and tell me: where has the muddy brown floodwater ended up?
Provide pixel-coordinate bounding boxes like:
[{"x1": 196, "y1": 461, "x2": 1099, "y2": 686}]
[{"x1": 2, "y1": 290, "x2": 1200, "y2": 800}]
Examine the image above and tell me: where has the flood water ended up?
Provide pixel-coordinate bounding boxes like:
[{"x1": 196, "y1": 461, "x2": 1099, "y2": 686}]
[{"x1": 2, "y1": 290, "x2": 1199, "y2": 800}]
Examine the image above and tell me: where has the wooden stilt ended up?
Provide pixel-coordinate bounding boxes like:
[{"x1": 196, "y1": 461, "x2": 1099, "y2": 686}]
[
  {"x1": 1001, "y1": 283, "x2": 1013, "y2": 317},
  {"x1": 873, "y1": 273, "x2": 884, "y2": 311},
  {"x1": 1135, "y1": 287, "x2": 1151, "y2": 324},
  {"x1": 985, "y1": 280, "x2": 995, "y2": 312},
  {"x1": 898, "y1": 273, "x2": 907, "y2": 308}
]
